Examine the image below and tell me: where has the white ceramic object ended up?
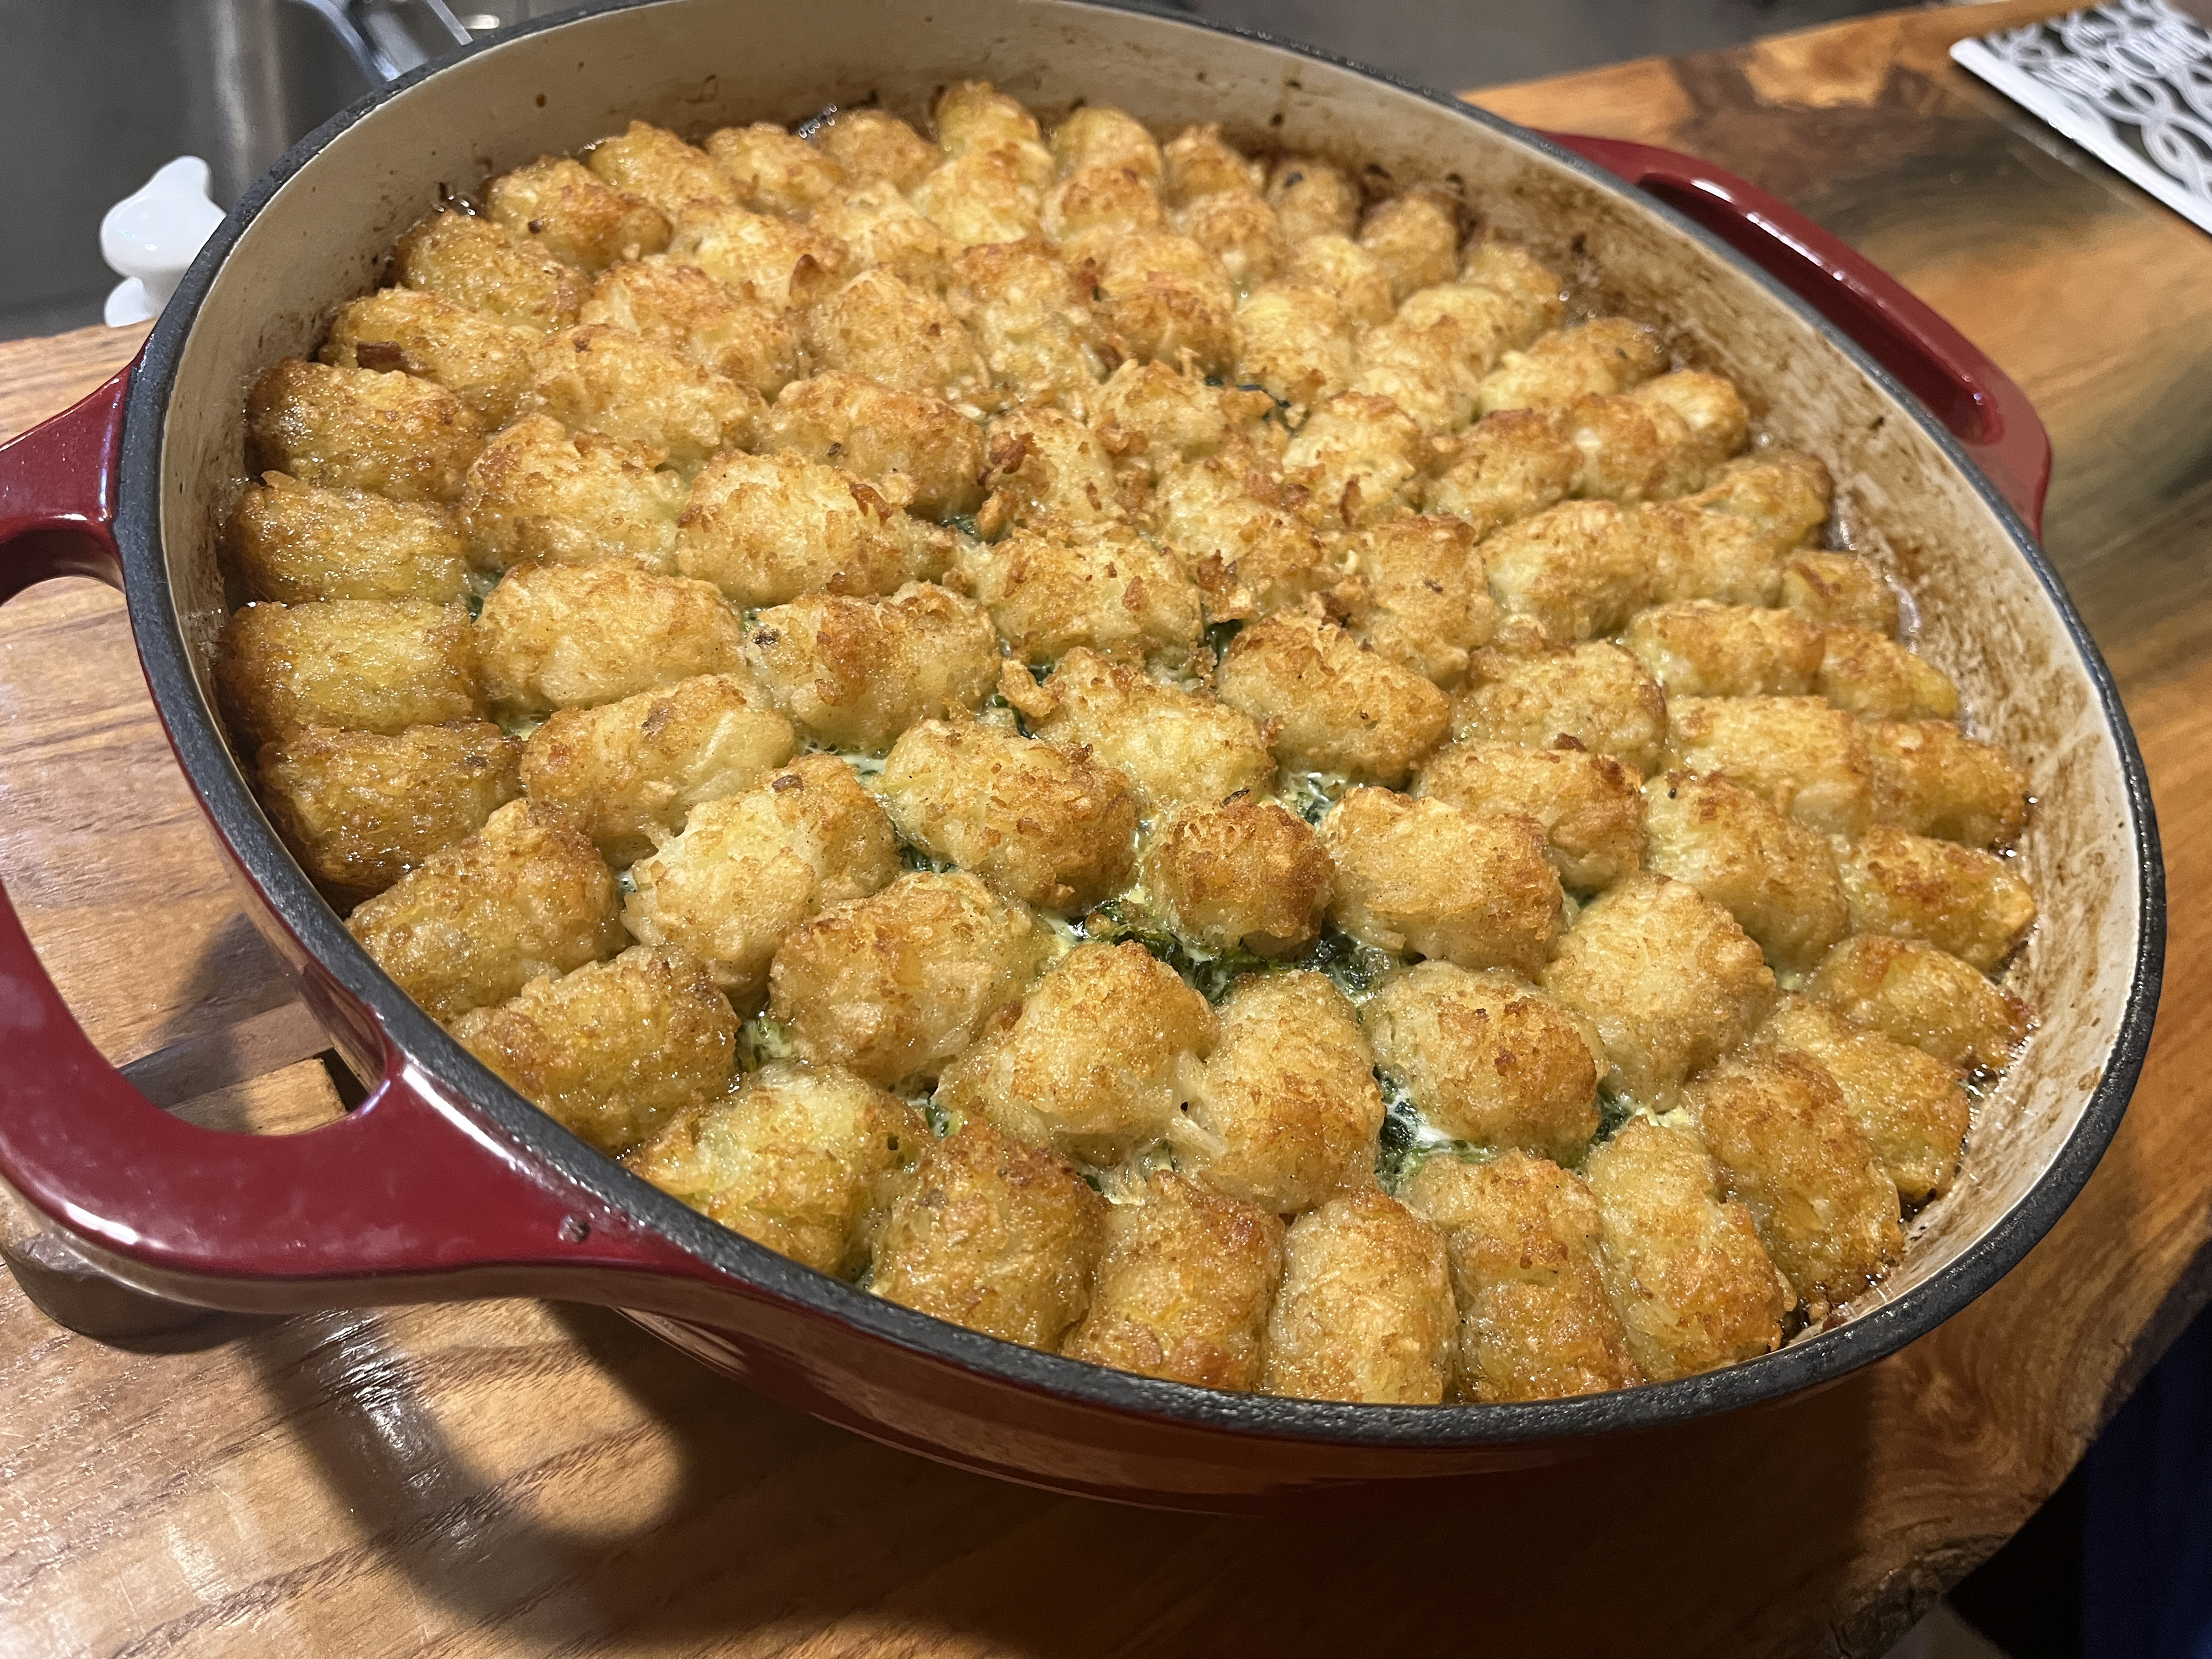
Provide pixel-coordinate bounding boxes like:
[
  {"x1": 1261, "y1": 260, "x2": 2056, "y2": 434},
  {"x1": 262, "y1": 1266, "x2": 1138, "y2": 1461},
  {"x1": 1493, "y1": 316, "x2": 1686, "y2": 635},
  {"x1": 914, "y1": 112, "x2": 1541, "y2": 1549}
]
[{"x1": 101, "y1": 158, "x2": 225, "y2": 327}]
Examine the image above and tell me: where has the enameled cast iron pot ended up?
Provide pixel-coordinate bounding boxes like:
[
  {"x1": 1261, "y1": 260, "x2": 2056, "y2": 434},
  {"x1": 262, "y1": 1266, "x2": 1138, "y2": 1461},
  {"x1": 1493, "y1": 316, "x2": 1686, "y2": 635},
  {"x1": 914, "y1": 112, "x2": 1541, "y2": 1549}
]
[{"x1": 0, "y1": 0, "x2": 2164, "y2": 1511}]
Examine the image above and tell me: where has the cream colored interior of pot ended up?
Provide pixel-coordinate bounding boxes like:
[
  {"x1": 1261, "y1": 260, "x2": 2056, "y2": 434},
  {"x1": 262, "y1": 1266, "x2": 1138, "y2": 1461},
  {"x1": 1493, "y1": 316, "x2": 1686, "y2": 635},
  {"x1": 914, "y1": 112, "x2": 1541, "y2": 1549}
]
[{"x1": 159, "y1": 0, "x2": 2141, "y2": 1329}]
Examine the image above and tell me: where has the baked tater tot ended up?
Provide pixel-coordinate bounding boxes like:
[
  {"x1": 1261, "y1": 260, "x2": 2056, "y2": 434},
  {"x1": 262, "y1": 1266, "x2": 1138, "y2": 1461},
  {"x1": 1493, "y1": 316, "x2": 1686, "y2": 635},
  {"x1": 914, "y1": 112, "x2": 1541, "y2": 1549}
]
[
  {"x1": 1094, "y1": 230, "x2": 1238, "y2": 375},
  {"x1": 1174, "y1": 972, "x2": 1385, "y2": 1214},
  {"x1": 526, "y1": 324, "x2": 762, "y2": 466},
  {"x1": 622, "y1": 754, "x2": 899, "y2": 1008},
  {"x1": 910, "y1": 148, "x2": 1045, "y2": 248},
  {"x1": 1144, "y1": 799, "x2": 1335, "y2": 958},
  {"x1": 1285, "y1": 233, "x2": 1395, "y2": 328},
  {"x1": 1150, "y1": 445, "x2": 1332, "y2": 623},
  {"x1": 486, "y1": 154, "x2": 671, "y2": 272},
  {"x1": 1641, "y1": 770, "x2": 1850, "y2": 973},
  {"x1": 1162, "y1": 123, "x2": 1264, "y2": 203},
  {"x1": 880, "y1": 718, "x2": 1138, "y2": 913},
  {"x1": 705, "y1": 122, "x2": 846, "y2": 216},
  {"x1": 1806, "y1": 933, "x2": 2029, "y2": 1070},
  {"x1": 1282, "y1": 391, "x2": 1425, "y2": 529},
  {"x1": 457, "y1": 414, "x2": 688, "y2": 574},
  {"x1": 948, "y1": 238, "x2": 1106, "y2": 409},
  {"x1": 1459, "y1": 240, "x2": 1567, "y2": 345},
  {"x1": 1091, "y1": 359, "x2": 1268, "y2": 482},
  {"x1": 935, "y1": 80, "x2": 1055, "y2": 179},
  {"x1": 807, "y1": 268, "x2": 989, "y2": 400},
  {"x1": 1351, "y1": 309, "x2": 1486, "y2": 435},
  {"x1": 1414, "y1": 738, "x2": 1644, "y2": 893},
  {"x1": 1321, "y1": 790, "x2": 1562, "y2": 976},
  {"x1": 767, "y1": 373, "x2": 987, "y2": 519},
  {"x1": 1454, "y1": 638, "x2": 1670, "y2": 776},
  {"x1": 1030, "y1": 647, "x2": 1275, "y2": 817},
  {"x1": 1423, "y1": 408, "x2": 1579, "y2": 540},
  {"x1": 1666, "y1": 694, "x2": 1874, "y2": 837},
  {"x1": 871, "y1": 1121, "x2": 1106, "y2": 1348},
  {"x1": 476, "y1": 563, "x2": 742, "y2": 718},
  {"x1": 1834, "y1": 823, "x2": 2036, "y2": 971},
  {"x1": 770, "y1": 872, "x2": 1056, "y2": 1088},
  {"x1": 259, "y1": 721, "x2": 519, "y2": 899},
  {"x1": 1866, "y1": 718, "x2": 2030, "y2": 849},
  {"x1": 581, "y1": 257, "x2": 801, "y2": 397},
  {"x1": 585, "y1": 120, "x2": 737, "y2": 216},
  {"x1": 809, "y1": 107, "x2": 942, "y2": 192},
  {"x1": 1264, "y1": 156, "x2": 1361, "y2": 242},
  {"x1": 1684, "y1": 1047, "x2": 1902, "y2": 1316},
  {"x1": 449, "y1": 944, "x2": 737, "y2": 1156},
  {"x1": 627, "y1": 1060, "x2": 926, "y2": 1276},
  {"x1": 1541, "y1": 872, "x2": 1777, "y2": 1103},
  {"x1": 676, "y1": 448, "x2": 951, "y2": 607},
  {"x1": 1175, "y1": 188, "x2": 1288, "y2": 292},
  {"x1": 394, "y1": 208, "x2": 587, "y2": 331},
  {"x1": 665, "y1": 200, "x2": 847, "y2": 312},
  {"x1": 1482, "y1": 499, "x2": 1657, "y2": 642},
  {"x1": 1582, "y1": 1117, "x2": 1792, "y2": 1381},
  {"x1": 1051, "y1": 106, "x2": 1164, "y2": 180},
  {"x1": 1478, "y1": 317, "x2": 1666, "y2": 415},
  {"x1": 217, "y1": 599, "x2": 482, "y2": 748},
  {"x1": 1261, "y1": 1187, "x2": 1455, "y2": 1404},
  {"x1": 1562, "y1": 394, "x2": 1696, "y2": 507},
  {"x1": 1042, "y1": 163, "x2": 1166, "y2": 259},
  {"x1": 1622, "y1": 601, "x2": 1825, "y2": 698},
  {"x1": 1367, "y1": 964, "x2": 1602, "y2": 1161},
  {"x1": 742, "y1": 582, "x2": 999, "y2": 753},
  {"x1": 1688, "y1": 451, "x2": 1832, "y2": 547},
  {"x1": 811, "y1": 180, "x2": 958, "y2": 295},
  {"x1": 518, "y1": 672, "x2": 796, "y2": 863},
  {"x1": 247, "y1": 358, "x2": 481, "y2": 503},
  {"x1": 958, "y1": 519, "x2": 1204, "y2": 671},
  {"x1": 346, "y1": 799, "x2": 623, "y2": 1021},
  {"x1": 1644, "y1": 502, "x2": 1789, "y2": 607},
  {"x1": 1359, "y1": 191, "x2": 1460, "y2": 303},
  {"x1": 1402, "y1": 1151, "x2": 1640, "y2": 1402},
  {"x1": 938, "y1": 941, "x2": 1215, "y2": 1165},
  {"x1": 230, "y1": 472, "x2": 466, "y2": 604},
  {"x1": 1627, "y1": 369, "x2": 1750, "y2": 481},
  {"x1": 322, "y1": 287, "x2": 538, "y2": 426},
  {"x1": 1234, "y1": 281, "x2": 1355, "y2": 410},
  {"x1": 1063, "y1": 1172, "x2": 1285, "y2": 1390},
  {"x1": 976, "y1": 404, "x2": 1124, "y2": 531},
  {"x1": 1217, "y1": 612, "x2": 1452, "y2": 786},
  {"x1": 1346, "y1": 514, "x2": 1496, "y2": 687},
  {"x1": 1817, "y1": 625, "x2": 1959, "y2": 722},
  {"x1": 1759, "y1": 993, "x2": 1971, "y2": 1203},
  {"x1": 1783, "y1": 551, "x2": 1900, "y2": 636}
]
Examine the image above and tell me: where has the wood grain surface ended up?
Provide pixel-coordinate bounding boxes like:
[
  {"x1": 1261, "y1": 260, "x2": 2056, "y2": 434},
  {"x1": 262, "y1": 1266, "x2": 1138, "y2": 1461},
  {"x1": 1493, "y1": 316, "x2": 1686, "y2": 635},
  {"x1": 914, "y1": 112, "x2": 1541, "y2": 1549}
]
[{"x1": 5, "y1": 5, "x2": 2212, "y2": 1653}]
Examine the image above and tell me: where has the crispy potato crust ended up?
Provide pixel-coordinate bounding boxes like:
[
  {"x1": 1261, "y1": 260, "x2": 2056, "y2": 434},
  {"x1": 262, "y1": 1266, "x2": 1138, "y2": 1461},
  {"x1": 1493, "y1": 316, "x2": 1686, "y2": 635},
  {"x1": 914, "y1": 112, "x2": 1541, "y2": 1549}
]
[
  {"x1": 627, "y1": 1060, "x2": 927, "y2": 1276},
  {"x1": 1623, "y1": 601, "x2": 1825, "y2": 698},
  {"x1": 1582, "y1": 1117, "x2": 1792, "y2": 1383},
  {"x1": 1805, "y1": 933, "x2": 2029, "y2": 1070},
  {"x1": 1150, "y1": 443, "x2": 1331, "y2": 623},
  {"x1": 394, "y1": 209, "x2": 587, "y2": 331},
  {"x1": 519, "y1": 671, "x2": 796, "y2": 863},
  {"x1": 231, "y1": 472, "x2": 466, "y2": 604},
  {"x1": 1062, "y1": 1172, "x2": 1285, "y2": 1390},
  {"x1": 808, "y1": 267, "x2": 988, "y2": 399},
  {"x1": 1454, "y1": 639, "x2": 1669, "y2": 776},
  {"x1": 1423, "y1": 408, "x2": 1579, "y2": 540},
  {"x1": 707, "y1": 122, "x2": 847, "y2": 216},
  {"x1": 880, "y1": 718, "x2": 1139, "y2": 913},
  {"x1": 810, "y1": 107, "x2": 943, "y2": 192},
  {"x1": 1321, "y1": 789, "x2": 1563, "y2": 975},
  {"x1": 347, "y1": 799, "x2": 623, "y2": 1021},
  {"x1": 247, "y1": 358, "x2": 482, "y2": 503},
  {"x1": 1173, "y1": 971, "x2": 1385, "y2": 1215},
  {"x1": 958, "y1": 519, "x2": 1203, "y2": 670},
  {"x1": 1282, "y1": 392, "x2": 1425, "y2": 529},
  {"x1": 1260, "y1": 1186, "x2": 1455, "y2": 1404},
  {"x1": 1759, "y1": 993, "x2": 1970, "y2": 1203},
  {"x1": 321, "y1": 286, "x2": 538, "y2": 426},
  {"x1": 458, "y1": 414, "x2": 688, "y2": 574},
  {"x1": 677, "y1": 448, "x2": 951, "y2": 607},
  {"x1": 938, "y1": 940, "x2": 1215, "y2": 1165},
  {"x1": 1479, "y1": 317, "x2": 1665, "y2": 415},
  {"x1": 1347, "y1": 514, "x2": 1496, "y2": 687},
  {"x1": 1145, "y1": 800, "x2": 1335, "y2": 959},
  {"x1": 1402, "y1": 1151, "x2": 1640, "y2": 1402},
  {"x1": 1541, "y1": 872, "x2": 1777, "y2": 1104},
  {"x1": 1366, "y1": 963, "x2": 1602, "y2": 1161},
  {"x1": 449, "y1": 944, "x2": 737, "y2": 1156},
  {"x1": 1285, "y1": 233, "x2": 1395, "y2": 329},
  {"x1": 1265, "y1": 157, "x2": 1361, "y2": 242},
  {"x1": 769, "y1": 871, "x2": 1056, "y2": 1089},
  {"x1": 259, "y1": 720, "x2": 520, "y2": 899},
  {"x1": 1459, "y1": 241, "x2": 1566, "y2": 343},
  {"x1": 665, "y1": 201, "x2": 847, "y2": 312},
  {"x1": 1866, "y1": 718, "x2": 2030, "y2": 848},
  {"x1": 217, "y1": 599, "x2": 482, "y2": 748},
  {"x1": 742, "y1": 582, "x2": 1000, "y2": 753},
  {"x1": 1360, "y1": 192, "x2": 1461, "y2": 302},
  {"x1": 487, "y1": 154, "x2": 671, "y2": 272},
  {"x1": 586, "y1": 122, "x2": 738, "y2": 216},
  {"x1": 622, "y1": 754, "x2": 900, "y2": 1009},
  {"x1": 581, "y1": 257, "x2": 801, "y2": 397},
  {"x1": 526, "y1": 324, "x2": 762, "y2": 466},
  {"x1": 1641, "y1": 770, "x2": 1850, "y2": 973},
  {"x1": 977, "y1": 402, "x2": 1124, "y2": 531},
  {"x1": 1666, "y1": 694, "x2": 1874, "y2": 838},
  {"x1": 1095, "y1": 231, "x2": 1238, "y2": 375},
  {"x1": 1817, "y1": 625, "x2": 1959, "y2": 722},
  {"x1": 948, "y1": 238, "x2": 1105, "y2": 408},
  {"x1": 1783, "y1": 551, "x2": 1901, "y2": 635},
  {"x1": 1483, "y1": 499, "x2": 1657, "y2": 642},
  {"x1": 1218, "y1": 612, "x2": 1453, "y2": 786},
  {"x1": 1162, "y1": 123, "x2": 1265, "y2": 203},
  {"x1": 871, "y1": 1121, "x2": 1106, "y2": 1348},
  {"x1": 476, "y1": 562, "x2": 743, "y2": 718},
  {"x1": 1234, "y1": 281, "x2": 1355, "y2": 410},
  {"x1": 1414, "y1": 738, "x2": 1644, "y2": 893},
  {"x1": 1834, "y1": 823, "x2": 2036, "y2": 970},
  {"x1": 1031, "y1": 647, "x2": 1275, "y2": 817},
  {"x1": 767, "y1": 372, "x2": 987, "y2": 519}
]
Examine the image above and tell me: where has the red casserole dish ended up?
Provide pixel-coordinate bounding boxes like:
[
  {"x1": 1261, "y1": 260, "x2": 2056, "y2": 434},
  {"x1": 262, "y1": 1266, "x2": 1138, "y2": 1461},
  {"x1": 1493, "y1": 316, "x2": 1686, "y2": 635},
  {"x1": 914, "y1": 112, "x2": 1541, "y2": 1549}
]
[{"x1": 0, "y1": 0, "x2": 2156, "y2": 1510}]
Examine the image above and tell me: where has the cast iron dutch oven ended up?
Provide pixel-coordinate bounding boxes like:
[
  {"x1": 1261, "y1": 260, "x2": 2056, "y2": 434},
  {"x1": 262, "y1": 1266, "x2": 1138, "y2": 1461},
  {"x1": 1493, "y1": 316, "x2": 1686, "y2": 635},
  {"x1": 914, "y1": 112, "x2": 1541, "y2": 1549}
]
[{"x1": 0, "y1": 0, "x2": 2163, "y2": 1510}]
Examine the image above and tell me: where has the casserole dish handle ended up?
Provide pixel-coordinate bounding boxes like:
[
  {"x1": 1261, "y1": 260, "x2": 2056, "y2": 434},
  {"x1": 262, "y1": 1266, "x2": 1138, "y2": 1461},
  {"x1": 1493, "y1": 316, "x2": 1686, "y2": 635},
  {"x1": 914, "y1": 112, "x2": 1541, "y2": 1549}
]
[
  {"x1": 0, "y1": 373, "x2": 718, "y2": 1327},
  {"x1": 1543, "y1": 131, "x2": 2052, "y2": 536}
]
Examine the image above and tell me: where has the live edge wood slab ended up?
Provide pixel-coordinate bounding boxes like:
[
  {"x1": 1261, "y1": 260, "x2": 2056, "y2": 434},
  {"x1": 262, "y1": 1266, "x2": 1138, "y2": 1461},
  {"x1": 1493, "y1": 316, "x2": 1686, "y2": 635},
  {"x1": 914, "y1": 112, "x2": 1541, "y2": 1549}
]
[{"x1": 4, "y1": 4, "x2": 2209, "y2": 1652}]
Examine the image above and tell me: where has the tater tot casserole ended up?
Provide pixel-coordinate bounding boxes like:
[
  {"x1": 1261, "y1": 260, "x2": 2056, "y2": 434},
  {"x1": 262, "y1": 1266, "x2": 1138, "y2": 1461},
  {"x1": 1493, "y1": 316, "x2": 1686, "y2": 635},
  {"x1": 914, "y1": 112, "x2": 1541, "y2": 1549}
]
[{"x1": 214, "y1": 84, "x2": 2039, "y2": 1407}]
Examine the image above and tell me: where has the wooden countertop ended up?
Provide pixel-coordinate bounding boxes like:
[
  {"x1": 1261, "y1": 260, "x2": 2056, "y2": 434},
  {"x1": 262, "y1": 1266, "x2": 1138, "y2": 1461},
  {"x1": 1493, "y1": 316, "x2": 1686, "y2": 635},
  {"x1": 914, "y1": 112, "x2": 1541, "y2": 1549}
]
[{"x1": 5, "y1": 3, "x2": 2210, "y2": 1651}]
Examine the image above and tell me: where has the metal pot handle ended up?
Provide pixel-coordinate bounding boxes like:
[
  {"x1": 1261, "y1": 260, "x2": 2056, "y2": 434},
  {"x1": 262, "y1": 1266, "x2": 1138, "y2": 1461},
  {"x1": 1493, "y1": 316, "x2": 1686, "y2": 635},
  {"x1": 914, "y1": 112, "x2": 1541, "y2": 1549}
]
[
  {"x1": 1543, "y1": 130, "x2": 2052, "y2": 538},
  {"x1": 0, "y1": 377, "x2": 713, "y2": 1331}
]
